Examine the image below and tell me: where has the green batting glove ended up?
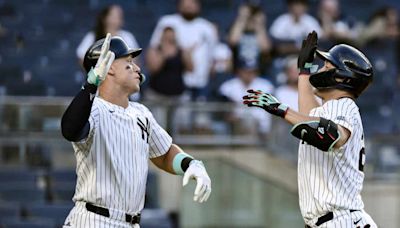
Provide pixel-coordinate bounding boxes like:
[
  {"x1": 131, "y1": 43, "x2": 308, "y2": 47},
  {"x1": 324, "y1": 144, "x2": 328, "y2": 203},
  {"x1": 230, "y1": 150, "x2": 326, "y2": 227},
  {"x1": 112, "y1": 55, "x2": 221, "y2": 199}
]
[
  {"x1": 243, "y1": 89, "x2": 289, "y2": 118},
  {"x1": 87, "y1": 33, "x2": 115, "y2": 86}
]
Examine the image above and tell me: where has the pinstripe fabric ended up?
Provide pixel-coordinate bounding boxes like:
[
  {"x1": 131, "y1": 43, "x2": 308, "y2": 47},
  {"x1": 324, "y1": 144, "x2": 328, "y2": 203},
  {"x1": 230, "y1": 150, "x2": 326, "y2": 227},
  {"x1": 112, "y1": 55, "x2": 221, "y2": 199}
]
[
  {"x1": 65, "y1": 97, "x2": 172, "y2": 226},
  {"x1": 298, "y1": 98, "x2": 375, "y2": 226}
]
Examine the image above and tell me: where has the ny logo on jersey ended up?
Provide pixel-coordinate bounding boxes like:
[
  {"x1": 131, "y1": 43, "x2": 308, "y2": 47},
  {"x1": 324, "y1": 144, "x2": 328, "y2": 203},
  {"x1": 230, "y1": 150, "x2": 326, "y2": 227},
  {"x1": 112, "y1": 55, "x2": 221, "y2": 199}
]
[{"x1": 137, "y1": 117, "x2": 150, "y2": 143}]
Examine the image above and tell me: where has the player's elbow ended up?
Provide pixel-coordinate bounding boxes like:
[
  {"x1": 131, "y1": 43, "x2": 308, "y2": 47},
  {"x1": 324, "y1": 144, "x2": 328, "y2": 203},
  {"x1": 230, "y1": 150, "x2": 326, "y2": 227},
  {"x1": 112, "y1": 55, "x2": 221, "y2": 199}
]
[
  {"x1": 332, "y1": 126, "x2": 351, "y2": 149},
  {"x1": 61, "y1": 119, "x2": 89, "y2": 142},
  {"x1": 61, "y1": 122, "x2": 78, "y2": 142}
]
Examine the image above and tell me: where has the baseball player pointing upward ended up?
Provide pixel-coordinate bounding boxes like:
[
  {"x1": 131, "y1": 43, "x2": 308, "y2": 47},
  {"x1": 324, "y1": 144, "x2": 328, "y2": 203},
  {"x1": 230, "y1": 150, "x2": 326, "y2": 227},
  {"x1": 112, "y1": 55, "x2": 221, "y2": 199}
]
[
  {"x1": 61, "y1": 34, "x2": 211, "y2": 227},
  {"x1": 243, "y1": 31, "x2": 377, "y2": 227}
]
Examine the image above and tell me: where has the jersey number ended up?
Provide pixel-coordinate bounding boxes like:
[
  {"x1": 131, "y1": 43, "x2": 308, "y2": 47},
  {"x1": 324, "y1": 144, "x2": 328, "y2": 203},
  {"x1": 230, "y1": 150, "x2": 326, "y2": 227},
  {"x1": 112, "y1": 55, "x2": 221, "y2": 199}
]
[{"x1": 358, "y1": 148, "x2": 365, "y2": 172}]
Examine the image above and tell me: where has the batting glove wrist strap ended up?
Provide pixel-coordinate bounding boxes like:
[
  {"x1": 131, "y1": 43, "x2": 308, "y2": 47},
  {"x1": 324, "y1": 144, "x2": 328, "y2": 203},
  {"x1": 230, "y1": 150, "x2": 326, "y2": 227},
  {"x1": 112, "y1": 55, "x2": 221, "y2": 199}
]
[
  {"x1": 173, "y1": 152, "x2": 194, "y2": 175},
  {"x1": 87, "y1": 68, "x2": 102, "y2": 86},
  {"x1": 299, "y1": 63, "x2": 319, "y2": 75}
]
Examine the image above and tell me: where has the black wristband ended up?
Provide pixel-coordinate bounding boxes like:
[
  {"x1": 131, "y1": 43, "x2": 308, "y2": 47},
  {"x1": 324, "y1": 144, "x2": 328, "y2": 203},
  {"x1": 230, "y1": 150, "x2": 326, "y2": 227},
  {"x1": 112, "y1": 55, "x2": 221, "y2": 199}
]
[{"x1": 181, "y1": 157, "x2": 194, "y2": 172}]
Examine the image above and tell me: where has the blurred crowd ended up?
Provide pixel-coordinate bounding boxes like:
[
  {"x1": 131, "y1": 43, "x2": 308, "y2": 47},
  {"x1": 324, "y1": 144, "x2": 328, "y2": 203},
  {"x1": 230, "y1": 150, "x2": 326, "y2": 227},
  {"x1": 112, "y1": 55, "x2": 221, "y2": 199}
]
[{"x1": 1, "y1": 0, "x2": 400, "y2": 137}]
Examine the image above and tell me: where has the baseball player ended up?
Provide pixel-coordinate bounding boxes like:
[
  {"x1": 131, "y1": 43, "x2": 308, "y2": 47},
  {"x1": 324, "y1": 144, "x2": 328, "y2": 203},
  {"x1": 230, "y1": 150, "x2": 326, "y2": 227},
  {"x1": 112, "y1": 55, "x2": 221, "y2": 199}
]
[
  {"x1": 61, "y1": 33, "x2": 211, "y2": 228},
  {"x1": 243, "y1": 31, "x2": 377, "y2": 227}
]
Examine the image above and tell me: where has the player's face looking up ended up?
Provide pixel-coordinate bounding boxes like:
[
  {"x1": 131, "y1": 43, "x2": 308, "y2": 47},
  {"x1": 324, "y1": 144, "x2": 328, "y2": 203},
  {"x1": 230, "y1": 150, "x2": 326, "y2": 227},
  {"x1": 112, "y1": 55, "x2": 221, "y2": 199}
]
[{"x1": 109, "y1": 55, "x2": 141, "y2": 94}]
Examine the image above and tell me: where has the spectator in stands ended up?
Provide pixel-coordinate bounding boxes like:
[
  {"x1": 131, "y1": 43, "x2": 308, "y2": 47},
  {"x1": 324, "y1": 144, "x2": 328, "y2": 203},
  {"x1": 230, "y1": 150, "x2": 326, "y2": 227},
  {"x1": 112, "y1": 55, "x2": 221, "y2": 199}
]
[
  {"x1": 76, "y1": 4, "x2": 139, "y2": 65},
  {"x1": 228, "y1": 0, "x2": 272, "y2": 75},
  {"x1": 219, "y1": 58, "x2": 274, "y2": 135},
  {"x1": 275, "y1": 56, "x2": 299, "y2": 111},
  {"x1": 317, "y1": 0, "x2": 356, "y2": 45},
  {"x1": 359, "y1": 6, "x2": 399, "y2": 89},
  {"x1": 145, "y1": 27, "x2": 193, "y2": 102},
  {"x1": 0, "y1": 22, "x2": 7, "y2": 38},
  {"x1": 149, "y1": 0, "x2": 217, "y2": 101},
  {"x1": 208, "y1": 23, "x2": 233, "y2": 101},
  {"x1": 269, "y1": 0, "x2": 321, "y2": 55},
  {"x1": 212, "y1": 24, "x2": 232, "y2": 76},
  {"x1": 359, "y1": 6, "x2": 399, "y2": 46}
]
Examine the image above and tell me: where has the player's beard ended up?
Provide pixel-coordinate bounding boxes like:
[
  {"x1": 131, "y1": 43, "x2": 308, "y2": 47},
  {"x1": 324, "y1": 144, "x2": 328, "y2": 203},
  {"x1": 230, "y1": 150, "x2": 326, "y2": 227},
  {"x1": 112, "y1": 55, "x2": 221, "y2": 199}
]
[{"x1": 181, "y1": 12, "x2": 199, "y2": 21}]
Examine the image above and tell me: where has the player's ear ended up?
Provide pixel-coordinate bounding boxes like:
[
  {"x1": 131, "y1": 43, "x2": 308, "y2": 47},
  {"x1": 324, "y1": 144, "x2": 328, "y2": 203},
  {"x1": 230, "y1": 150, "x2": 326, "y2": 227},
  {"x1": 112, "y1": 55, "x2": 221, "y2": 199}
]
[{"x1": 108, "y1": 64, "x2": 116, "y2": 76}]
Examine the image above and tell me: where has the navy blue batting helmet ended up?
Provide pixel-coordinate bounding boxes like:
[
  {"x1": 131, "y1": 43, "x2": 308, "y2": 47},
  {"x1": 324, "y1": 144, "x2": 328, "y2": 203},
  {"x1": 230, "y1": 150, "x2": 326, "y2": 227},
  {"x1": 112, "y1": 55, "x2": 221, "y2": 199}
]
[
  {"x1": 83, "y1": 36, "x2": 142, "y2": 73},
  {"x1": 309, "y1": 44, "x2": 373, "y2": 97}
]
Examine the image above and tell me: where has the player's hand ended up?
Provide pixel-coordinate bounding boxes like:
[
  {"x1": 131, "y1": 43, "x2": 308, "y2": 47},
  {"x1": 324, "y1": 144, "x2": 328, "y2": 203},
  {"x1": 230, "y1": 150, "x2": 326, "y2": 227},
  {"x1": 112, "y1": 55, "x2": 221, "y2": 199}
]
[
  {"x1": 87, "y1": 33, "x2": 115, "y2": 86},
  {"x1": 183, "y1": 160, "x2": 211, "y2": 203},
  {"x1": 298, "y1": 31, "x2": 318, "y2": 75},
  {"x1": 243, "y1": 89, "x2": 289, "y2": 118}
]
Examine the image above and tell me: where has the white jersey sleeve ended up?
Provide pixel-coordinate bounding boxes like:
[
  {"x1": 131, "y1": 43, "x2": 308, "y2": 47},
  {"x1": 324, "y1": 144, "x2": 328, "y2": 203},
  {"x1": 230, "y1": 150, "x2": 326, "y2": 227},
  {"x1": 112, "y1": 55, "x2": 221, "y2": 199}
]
[
  {"x1": 138, "y1": 104, "x2": 173, "y2": 158},
  {"x1": 319, "y1": 98, "x2": 357, "y2": 134}
]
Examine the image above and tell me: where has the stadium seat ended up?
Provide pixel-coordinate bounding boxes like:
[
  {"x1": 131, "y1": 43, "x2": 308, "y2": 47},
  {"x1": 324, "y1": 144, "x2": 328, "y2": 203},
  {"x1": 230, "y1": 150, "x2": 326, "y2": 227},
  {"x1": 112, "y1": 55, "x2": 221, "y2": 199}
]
[
  {"x1": 0, "y1": 168, "x2": 44, "y2": 183},
  {"x1": 0, "y1": 218, "x2": 55, "y2": 228},
  {"x1": 0, "y1": 183, "x2": 46, "y2": 204},
  {"x1": 145, "y1": 171, "x2": 159, "y2": 208},
  {"x1": 25, "y1": 202, "x2": 73, "y2": 226},
  {"x1": 141, "y1": 209, "x2": 173, "y2": 228},
  {"x1": 49, "y1": 169, "x2": 77, "y2": 182},
  {"x1": 0, "y1": 202, "x2": 21, "y2": 220},
  {"x1": 50, "y1": 181, "x2": 75, "y2": 203},
  {"x1": 47, "y1": 169, "x2": 76, "y2": 203}
]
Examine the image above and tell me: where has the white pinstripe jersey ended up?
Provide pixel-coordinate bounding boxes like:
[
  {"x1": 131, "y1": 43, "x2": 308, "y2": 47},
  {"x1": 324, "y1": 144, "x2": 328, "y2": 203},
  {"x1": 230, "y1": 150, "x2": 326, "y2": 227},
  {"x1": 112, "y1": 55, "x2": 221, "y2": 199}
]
[
  {"x1": 71, "y1": 97, "x2": 172, "y2": 215},
  {"x1": 298, "y1": 98, "x2": 366, "y2": 223}
]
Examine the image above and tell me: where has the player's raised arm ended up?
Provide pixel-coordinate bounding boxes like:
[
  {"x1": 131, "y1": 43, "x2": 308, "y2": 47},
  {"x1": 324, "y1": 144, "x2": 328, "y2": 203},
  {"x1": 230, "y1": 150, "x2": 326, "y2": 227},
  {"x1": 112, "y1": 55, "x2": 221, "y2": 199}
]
[
  {"x1": 61, "y1": 33, "x2": 114, "y2": 142},
  {"x1": 242, "y1": 90, "x2": 349, "y2": 151},
  {"x1": 297, "y1": 31, "x2": 320, "y2": 115}
]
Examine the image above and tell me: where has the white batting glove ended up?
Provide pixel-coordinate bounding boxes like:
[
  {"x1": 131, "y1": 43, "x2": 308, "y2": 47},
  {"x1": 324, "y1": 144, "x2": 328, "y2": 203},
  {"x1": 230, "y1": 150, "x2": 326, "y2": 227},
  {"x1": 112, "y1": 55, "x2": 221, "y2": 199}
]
[
  {"x1": 87, "y1": 33, "x2": 115, "y2": 86},
  {"x1": 182, "y1": 160, "x2": 211, "y2": 203}
]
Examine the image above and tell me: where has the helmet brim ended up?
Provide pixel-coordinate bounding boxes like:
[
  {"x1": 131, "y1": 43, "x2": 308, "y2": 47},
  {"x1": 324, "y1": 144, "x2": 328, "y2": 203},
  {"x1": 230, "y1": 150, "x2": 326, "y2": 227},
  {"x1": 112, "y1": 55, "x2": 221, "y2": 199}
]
[
  {"x1": 118, "y1": 48, "x2": 142, "y2": 59},
  {"x1": 316, "y1": 50, "x2": 330, "y2": 60}
]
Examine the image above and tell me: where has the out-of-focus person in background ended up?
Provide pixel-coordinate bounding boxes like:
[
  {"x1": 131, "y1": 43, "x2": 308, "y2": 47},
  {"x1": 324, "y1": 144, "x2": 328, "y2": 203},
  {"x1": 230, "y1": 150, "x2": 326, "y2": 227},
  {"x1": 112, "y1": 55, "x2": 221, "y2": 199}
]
[
  {"x1": 359, "y1": 6, "x2": 399, "y2": 46},
  {"x1": 317, "y1": 0, "x2": 357, "y2": 46},
  {"x1": 149, "y1": 0, "x2": 217, "y2": 101},
  {"x1": 145, "y1": 26, "x2": 193, "y2": 102},
  {"x1": 269, "y1": 0, "x2": 321, "y2": 55},
  {"x1": 145, "y1": 26, "x2": 194, "y2": 131},
  {"x1": 360, "y1": 7, "x2": 399, "y2": 87},
  {"x1": 275, "y1": 56, "x2": 299, "y2": 111},
  {"x1": 208, "y1": 23, "x2": 233, "y2": 101},
  {"x1": 228, "y1": 0, "x2": 271, "y2": 75},
  {"x1": 219, "y1": 58, "x2": 274, "y2": 136},
  {"x1": 211, "y1": 24, "x2": 232, "y2": 77},
  {"x1": 76, "y1": 4, "x2": 140, "y2": 66},
  {"x1": 271, "y1": 56, "x2": 302, "y2": 159}
]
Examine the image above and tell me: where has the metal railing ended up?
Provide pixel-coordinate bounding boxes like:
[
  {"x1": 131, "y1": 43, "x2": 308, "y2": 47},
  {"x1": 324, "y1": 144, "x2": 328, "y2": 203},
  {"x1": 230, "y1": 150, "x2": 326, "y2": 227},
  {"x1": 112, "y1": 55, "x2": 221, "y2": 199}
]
[{"x1": 0, "y1": 96, "x2": 399, "y2": 179}]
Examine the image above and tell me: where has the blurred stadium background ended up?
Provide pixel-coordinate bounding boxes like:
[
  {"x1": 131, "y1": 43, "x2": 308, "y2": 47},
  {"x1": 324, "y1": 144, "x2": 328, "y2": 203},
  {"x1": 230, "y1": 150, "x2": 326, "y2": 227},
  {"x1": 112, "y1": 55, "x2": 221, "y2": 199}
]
[{"x1": 0, "y1": 0, "x2": 400, "y2": 227}]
